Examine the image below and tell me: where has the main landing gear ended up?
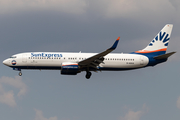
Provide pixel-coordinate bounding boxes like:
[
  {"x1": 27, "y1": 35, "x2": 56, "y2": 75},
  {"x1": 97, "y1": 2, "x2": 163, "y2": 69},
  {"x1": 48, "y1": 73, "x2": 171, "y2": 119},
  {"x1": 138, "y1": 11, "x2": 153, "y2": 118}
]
[{"x1": 85, "y1": 71, "x2": 92, "y2": 79}]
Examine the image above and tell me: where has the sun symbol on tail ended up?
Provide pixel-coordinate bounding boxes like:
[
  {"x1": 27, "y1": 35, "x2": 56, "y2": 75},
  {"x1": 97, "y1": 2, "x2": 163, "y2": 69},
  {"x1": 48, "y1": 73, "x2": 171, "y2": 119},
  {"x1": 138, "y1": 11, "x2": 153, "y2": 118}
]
[{"x1": 149, "y1": 32, "x2": 170, "y2": 47}]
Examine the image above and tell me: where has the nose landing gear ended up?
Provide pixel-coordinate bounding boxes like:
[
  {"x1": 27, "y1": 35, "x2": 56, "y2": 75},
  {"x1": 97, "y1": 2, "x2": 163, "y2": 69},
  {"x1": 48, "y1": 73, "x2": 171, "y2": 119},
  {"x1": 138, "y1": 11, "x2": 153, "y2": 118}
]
[
  {"x1": 19, "y1": 71, "x2": 22, "y2": 76},
  {"x1": 13, "y1": 68, "x2": 22, "y2": 76}
]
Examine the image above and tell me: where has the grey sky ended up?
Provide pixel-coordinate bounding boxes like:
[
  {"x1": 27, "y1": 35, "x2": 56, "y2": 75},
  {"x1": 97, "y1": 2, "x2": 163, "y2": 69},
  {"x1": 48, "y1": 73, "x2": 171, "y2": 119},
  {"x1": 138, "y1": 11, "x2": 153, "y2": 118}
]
[{"x1": 0, "y1": 0, "x2": 180, "y2": 120}]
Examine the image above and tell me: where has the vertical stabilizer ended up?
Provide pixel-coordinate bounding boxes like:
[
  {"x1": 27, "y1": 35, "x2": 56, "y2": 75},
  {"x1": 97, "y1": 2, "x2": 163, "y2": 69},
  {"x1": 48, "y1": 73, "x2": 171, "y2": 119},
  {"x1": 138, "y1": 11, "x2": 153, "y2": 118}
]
[{"x1": 135, "y1": 24, "x2": 173, "y2": 55}]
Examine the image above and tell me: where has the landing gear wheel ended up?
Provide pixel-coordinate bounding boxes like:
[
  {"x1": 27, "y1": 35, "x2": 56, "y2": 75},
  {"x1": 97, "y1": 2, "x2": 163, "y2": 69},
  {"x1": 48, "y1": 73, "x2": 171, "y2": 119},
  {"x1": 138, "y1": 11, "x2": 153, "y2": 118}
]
[
  {"x1": 85, "y1": 71, "x2": 92, "y2": 79},
  {"x1": 19, "y1": 72, "x2": 22, "y2": 76}
]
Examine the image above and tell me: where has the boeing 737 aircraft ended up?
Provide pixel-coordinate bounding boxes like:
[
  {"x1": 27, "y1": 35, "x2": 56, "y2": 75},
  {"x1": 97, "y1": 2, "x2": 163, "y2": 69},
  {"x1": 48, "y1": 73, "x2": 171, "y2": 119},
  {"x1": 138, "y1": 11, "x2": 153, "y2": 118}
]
[{"x1": 3, "y1": 24, "x2": 175, "y2": 79}]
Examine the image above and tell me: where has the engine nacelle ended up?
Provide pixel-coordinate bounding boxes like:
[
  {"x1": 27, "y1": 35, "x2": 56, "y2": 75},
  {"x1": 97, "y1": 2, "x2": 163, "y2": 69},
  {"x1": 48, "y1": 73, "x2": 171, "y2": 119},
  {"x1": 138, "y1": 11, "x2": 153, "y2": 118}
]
[{"x1": 61, "y1": 62, "x2": 80, "y2": 75}]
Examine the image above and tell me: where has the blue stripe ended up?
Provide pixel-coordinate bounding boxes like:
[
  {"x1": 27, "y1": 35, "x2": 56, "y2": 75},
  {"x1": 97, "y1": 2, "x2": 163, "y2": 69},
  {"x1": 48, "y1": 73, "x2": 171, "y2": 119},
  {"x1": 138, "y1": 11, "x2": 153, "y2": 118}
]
[
  {"x1": 11, "y1": 66, "x2": 141, "y2": 71},
  {"x1": 11, "y1": 66, "x2": 61, "y2": 70}
]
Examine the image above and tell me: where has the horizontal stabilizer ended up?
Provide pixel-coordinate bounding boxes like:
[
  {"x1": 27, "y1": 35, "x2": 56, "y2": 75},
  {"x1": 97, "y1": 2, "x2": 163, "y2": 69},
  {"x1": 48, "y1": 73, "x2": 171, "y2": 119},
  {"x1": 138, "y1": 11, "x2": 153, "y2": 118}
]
[{"x1": 153, "y1": 52, "x2": 176, "y2": 60}]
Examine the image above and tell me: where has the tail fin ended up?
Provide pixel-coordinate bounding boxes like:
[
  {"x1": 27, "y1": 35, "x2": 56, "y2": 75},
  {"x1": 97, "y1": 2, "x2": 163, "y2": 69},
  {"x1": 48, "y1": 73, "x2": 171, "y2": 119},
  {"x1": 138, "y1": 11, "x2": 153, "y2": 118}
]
[{"x1": 135, "y1": 24, "x2": 173, "y2": 55}]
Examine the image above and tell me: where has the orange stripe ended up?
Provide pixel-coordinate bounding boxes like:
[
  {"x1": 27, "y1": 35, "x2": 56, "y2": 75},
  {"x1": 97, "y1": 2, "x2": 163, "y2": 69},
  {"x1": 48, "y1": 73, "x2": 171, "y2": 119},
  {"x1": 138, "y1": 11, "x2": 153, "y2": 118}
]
[
  {"x1": 62, "y1": 64, "x2": 78, "y2": 66},
  {"x1": 135, "y1": 48, "x2": 167, "y2": 53}
]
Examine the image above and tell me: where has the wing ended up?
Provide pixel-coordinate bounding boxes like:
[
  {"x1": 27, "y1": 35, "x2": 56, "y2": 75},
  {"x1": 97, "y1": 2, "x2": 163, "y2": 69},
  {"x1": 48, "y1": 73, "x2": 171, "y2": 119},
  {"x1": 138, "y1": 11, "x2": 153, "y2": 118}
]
[{"x1": 78, "y1": 37, "x2": 120, "y2": 69}]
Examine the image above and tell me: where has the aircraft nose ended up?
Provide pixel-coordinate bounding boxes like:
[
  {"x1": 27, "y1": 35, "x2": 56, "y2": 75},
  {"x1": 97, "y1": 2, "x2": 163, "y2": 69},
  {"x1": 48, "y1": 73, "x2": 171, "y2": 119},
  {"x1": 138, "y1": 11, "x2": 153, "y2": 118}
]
[{"x1": 3, "y1": 59, "x2": 10, "y2": 66}]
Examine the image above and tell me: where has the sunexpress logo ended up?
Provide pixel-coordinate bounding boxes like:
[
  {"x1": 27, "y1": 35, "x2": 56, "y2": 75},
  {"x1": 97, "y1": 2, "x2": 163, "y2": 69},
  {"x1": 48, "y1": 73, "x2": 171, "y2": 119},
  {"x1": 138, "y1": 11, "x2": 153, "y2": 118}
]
[
  {"x1": 31, "y1": 53, "x2": 63, "y2": 58},
  {"x1": 149, "y1": 32, "x2": 170, "y2": 46}
]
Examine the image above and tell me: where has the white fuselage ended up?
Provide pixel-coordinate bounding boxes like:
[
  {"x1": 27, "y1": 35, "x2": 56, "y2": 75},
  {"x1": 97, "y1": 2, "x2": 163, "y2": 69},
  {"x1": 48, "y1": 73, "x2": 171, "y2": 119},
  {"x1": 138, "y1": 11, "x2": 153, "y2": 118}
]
[
  {"x1": 2, "y1": 24, "x2": 173, "y2": 79},
  {"x1": 3, "y1": 52, "x2": 149, "y2": 70}
]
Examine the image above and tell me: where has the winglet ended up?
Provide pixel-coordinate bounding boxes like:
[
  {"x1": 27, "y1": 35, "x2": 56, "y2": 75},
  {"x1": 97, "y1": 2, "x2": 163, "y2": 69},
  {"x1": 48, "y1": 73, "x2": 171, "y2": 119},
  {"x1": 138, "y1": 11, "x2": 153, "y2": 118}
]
[{"x1": 109, "y1": 37, "x2": 120, "y2": 50}]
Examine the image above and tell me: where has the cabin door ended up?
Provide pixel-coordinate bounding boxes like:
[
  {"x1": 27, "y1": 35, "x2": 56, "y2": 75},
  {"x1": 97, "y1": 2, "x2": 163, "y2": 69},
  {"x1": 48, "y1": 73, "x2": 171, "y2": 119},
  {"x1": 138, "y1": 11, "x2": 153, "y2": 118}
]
[
  {"x1": 22, "y1": 55, "x2": 27, "y2": 63},
  {"x1": 140, "y1": 56, "x2": 144, "y2": 65}
]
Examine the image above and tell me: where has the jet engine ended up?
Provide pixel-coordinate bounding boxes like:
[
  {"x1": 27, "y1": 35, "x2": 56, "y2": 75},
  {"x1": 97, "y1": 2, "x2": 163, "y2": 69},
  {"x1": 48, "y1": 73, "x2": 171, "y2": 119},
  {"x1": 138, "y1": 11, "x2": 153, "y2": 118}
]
[{"x1": 61, "y1": 62, "x2": 80, "y2": 75}]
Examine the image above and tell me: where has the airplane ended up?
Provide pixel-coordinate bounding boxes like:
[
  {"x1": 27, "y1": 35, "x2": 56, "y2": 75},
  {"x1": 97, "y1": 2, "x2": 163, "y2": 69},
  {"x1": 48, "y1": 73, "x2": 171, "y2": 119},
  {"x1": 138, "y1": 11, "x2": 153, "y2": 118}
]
[{"x1": 3, "y1": 24, "x2": 175, "y2": 79}]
